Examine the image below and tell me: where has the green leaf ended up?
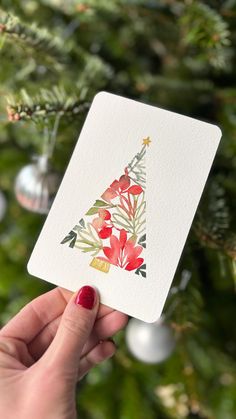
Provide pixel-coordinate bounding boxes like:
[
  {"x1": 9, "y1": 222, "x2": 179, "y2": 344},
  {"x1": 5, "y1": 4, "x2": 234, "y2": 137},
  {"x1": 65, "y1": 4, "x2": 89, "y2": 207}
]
[
  {"x1": 112, "y1": 213, "x2": 134, "y2": 231},
  {"x1": 135, "y1": 201, "x2": 146, "y2": 220},
  {"x1": 79, "y1": 218, "x2": 85, "y2": 228},
  {"x1": 85, "y1": 207, "x2": 99, "y2": 216},
  {"x1": 60, "y1": 230, "x2": 77, "y2": 248},
  {"x1": 138, "y1": 234, "x2": 146, "y2": 248},
  {"x1": 135, "y1": 264, "x2": 146, "y2": 277},
  {"x1": 81, "y1": 247, "x2": 99, "y2": 253},
  {"x1": 85, "y1": 201, "x2": 112, "y2": 215},
  {"x1": 94, "y1": 199, "x2": 111, "y2": 207}
]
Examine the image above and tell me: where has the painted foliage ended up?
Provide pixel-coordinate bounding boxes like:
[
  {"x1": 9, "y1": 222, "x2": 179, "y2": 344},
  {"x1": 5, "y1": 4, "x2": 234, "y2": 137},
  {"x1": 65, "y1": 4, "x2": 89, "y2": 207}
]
[{"x1": 61, "y1": 137, "x2": 151, "y2": 277}]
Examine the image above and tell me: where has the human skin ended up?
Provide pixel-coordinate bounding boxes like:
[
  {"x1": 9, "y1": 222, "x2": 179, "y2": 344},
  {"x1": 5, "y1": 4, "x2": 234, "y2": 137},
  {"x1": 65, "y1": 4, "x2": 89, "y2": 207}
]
[{"x1": 0, "y1": 286, "x2": 128, "y2": 418}]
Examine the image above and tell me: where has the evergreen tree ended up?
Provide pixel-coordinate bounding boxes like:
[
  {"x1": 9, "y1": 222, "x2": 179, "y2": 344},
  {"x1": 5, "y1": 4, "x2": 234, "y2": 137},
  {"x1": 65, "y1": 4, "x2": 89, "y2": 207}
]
[{"x1": 0, "y1": 2, "x2": 235, "y2": 418}]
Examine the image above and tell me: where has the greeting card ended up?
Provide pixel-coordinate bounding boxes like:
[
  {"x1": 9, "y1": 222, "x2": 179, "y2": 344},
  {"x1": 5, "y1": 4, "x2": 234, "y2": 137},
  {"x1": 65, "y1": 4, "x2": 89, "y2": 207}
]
[{"x1": 27, "y1": 92, "x2": 221, "y2": 322}]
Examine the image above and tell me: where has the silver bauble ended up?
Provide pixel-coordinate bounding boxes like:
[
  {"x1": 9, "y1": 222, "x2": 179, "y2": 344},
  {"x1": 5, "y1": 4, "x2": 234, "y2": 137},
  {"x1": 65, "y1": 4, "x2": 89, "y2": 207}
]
[
  {"x1": 14, "y1": 156, "x2": 60, "y2": 214},
  {"x1": 125, "y1": 317, "x2": 176, "y2": 364},
  {"x1": 0, "y1": 190, "x2": 7, "y2": 221}
]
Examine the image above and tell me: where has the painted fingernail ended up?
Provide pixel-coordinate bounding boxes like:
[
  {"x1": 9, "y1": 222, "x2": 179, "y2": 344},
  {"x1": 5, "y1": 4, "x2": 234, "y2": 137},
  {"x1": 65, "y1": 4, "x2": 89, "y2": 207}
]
[{"x1": 75, "y1": 285, "x2": 96, "y2": 309}]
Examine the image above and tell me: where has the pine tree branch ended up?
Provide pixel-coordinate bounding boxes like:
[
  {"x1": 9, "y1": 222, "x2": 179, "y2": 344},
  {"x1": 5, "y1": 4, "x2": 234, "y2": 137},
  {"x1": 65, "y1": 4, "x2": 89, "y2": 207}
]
[
  {"x1": 0, "y1": 10, "x2": 67, "y2": 62},
  {"x1": 193, "y1": 223, "x2": 236, "y2": 260},
  {"x1": 193, "y1": 179, "x2": 236, "y2": 259},
  {"x1": 180, "y1": 3, "x2": 231, "y2": 69},
  {"x1": 42, "y1": 0, "x2": 119, "y2": 15},
  {"x1": 166, "y1": 269, "x2": 204, "y2": 331},
  {"x1": 6, "y1": 87, "x2": 90, "y2": 121}
]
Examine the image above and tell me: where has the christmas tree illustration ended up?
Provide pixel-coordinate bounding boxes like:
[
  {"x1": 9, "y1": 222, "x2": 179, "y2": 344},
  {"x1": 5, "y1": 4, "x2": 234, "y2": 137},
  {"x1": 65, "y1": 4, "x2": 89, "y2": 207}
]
[{"x1": 61, "y1": 137, "x2": 151, "y2": 277}]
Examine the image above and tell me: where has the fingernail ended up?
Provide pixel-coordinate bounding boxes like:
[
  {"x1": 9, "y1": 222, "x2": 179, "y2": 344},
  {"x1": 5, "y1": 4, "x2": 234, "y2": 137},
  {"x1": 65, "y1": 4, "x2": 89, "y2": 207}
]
[{"x1": 75, "y1": 285, "x2": 96, "y2": 309}]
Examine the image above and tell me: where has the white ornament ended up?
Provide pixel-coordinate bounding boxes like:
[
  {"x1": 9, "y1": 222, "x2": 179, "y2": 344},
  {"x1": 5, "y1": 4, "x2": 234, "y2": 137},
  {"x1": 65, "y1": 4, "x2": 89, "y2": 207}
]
[
  {"x1": 0, "y1": 190, "x2": 7, "y2": 221},
  {"x1": 14, "y1": 156, "x2": 60, "y2": 214},
  {"x1": 125, "y1": 317, "x2": 175, "y2": 364}
]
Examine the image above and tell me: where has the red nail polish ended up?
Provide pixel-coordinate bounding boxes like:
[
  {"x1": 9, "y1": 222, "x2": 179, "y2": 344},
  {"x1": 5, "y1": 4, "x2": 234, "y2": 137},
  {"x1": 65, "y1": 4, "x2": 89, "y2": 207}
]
[{"x1": 75, "y1": 285, "x2": 96, "y2": 309}]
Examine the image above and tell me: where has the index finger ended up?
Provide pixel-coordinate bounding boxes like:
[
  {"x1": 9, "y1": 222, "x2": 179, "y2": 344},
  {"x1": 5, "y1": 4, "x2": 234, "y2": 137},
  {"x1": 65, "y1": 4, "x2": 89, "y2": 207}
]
[{"x1": 0, "y1": 287, "x2": 114, "y2": 344}]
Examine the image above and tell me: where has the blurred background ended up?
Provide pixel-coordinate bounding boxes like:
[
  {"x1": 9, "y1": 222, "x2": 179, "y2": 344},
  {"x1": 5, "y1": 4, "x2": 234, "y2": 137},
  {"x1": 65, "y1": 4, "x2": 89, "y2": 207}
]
[{"x1": 0, "y1": 1, "x2": 236, "y2": 418}]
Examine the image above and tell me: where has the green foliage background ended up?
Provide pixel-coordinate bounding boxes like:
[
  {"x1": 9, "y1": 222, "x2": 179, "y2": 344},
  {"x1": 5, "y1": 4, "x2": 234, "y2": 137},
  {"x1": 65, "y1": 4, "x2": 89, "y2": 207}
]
[{"x1": 0, "y1": 1, "x2": 236, "y2": 418}]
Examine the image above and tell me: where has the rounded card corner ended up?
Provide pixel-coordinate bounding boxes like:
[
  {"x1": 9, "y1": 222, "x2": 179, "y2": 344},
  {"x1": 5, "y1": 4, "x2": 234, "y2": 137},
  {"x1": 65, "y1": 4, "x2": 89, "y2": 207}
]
[
  {"x1": 93, "y1": 91, "x2": 109, "y2": 103},
  {"x1": 143, "y1": 311, "x2": 162, "y2": 324},
  {"x1": 27, "y1": 258, "x2": 34, "y2": 276},
  {"x1": 213, "y1": 124, "x2": 222, "y2": 141}
]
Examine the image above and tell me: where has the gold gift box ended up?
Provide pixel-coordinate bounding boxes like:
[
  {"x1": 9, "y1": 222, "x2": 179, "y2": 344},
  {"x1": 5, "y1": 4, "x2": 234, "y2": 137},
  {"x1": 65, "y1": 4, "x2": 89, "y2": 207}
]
[{"x1": 90, "y1": 257, "x2": 110, "y2": 273}]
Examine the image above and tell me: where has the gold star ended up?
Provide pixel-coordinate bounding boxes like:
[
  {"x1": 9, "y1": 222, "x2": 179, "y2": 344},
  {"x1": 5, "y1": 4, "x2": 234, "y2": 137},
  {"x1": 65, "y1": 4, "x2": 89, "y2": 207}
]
[{"x1": 142, "y1": 136, "x2": 151, "y2": 146}]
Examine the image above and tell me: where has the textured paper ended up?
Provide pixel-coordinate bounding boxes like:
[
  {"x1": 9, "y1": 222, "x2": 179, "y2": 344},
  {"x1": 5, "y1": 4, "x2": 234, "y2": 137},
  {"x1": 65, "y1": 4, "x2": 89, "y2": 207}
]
[{"x1": 27, "y1": 91, "x2": 222, "y2": 322}]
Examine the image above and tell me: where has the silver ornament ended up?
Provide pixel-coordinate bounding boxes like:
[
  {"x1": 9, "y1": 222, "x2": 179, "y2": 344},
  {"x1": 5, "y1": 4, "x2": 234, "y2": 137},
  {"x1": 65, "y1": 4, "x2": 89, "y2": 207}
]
[
  {"x1": 125, "y1": 317, "x2": 176, "y2": 364},
  {"x1": 14, "y1": 156, "x2": 60, "y2": 214},
  {"x1": 0, "y1": 190, "x2": 7, "y2": 221}
]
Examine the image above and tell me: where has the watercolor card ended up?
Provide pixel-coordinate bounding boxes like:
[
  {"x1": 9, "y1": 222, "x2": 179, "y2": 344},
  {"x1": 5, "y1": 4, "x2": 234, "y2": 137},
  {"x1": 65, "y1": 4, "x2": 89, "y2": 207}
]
[{"x1": 27, "y1": 92, "x2": 221, "y2": 322}]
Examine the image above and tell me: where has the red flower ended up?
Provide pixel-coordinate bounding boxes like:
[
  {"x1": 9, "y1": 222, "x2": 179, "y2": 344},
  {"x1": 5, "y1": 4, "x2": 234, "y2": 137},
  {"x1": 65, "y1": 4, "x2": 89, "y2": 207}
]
[
  {"x1": 98, "y1": 229, "x2": 144, "y2": 271},
  {"x1": 98, "y1": 227, "x2": 113, "y2": 239},
  {"x1": 92, "y1": 209, "x2": 112, "y2": 238},
  {"x1": 101, "y1": 173, "x2": 130, "y2": 202},
  {"x1": 101, "y1": 170, "x2": 143, "y2": 203},
  {"x1": 98, "y1": 208, "x2": 111, "y2": 220},
  {"x1": 127, "y1": 185, "x2": 143, "y2": 195}
]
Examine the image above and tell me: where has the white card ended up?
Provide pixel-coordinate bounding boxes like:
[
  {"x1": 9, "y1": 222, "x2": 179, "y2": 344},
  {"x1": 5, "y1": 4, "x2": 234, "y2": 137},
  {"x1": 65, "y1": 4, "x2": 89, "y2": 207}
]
[{"x1": 27, "y1": 92, "x2": 221, "y2": 322}]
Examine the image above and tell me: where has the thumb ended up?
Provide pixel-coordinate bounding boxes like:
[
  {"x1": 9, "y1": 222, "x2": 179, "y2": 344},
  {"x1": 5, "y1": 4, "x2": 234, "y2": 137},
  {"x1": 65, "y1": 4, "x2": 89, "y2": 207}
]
[{"x1": 41, "y1": 285, "x2": 99, "y2": 376}]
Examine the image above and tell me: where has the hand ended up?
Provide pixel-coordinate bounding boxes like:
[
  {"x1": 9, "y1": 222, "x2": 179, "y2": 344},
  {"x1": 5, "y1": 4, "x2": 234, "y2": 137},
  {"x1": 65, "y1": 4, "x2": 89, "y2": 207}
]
[{"x1": 0, "y1": 286, "x2": 128, "y2": 419}]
